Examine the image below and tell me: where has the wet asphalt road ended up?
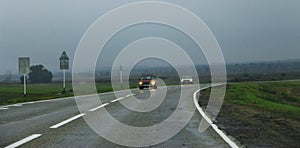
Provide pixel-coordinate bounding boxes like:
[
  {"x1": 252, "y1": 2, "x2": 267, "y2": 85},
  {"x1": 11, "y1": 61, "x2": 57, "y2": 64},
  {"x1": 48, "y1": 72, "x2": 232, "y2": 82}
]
[{"x1": 0, "y1": 85, "x2": 228, "y2": 148}]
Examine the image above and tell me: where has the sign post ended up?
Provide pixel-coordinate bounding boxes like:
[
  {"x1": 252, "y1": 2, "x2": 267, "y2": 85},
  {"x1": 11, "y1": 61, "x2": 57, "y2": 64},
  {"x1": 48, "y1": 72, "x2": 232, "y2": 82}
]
[
  {"x1": 59, "y1": 51, "x2": 69, "y2": 93},
  {"x1": 18, "y1": 57, "x2": 30, "y2": 97}
]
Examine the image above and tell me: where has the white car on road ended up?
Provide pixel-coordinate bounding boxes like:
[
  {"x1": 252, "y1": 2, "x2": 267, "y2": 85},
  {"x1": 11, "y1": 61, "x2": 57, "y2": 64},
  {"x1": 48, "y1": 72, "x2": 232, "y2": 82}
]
[{"x1": 181, "y1": 76, "x2": 193, "y2": 85}]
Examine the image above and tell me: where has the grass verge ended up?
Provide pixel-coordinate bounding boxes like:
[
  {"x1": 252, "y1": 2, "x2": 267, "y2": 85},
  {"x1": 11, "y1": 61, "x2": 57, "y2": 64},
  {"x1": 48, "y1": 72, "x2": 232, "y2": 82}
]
[
  {"x1": 199, "y1": 81, "x2": 300, "y2": 147},
  {"x1": 0, "y1": 82, "x2": 117, "y2": 106}
]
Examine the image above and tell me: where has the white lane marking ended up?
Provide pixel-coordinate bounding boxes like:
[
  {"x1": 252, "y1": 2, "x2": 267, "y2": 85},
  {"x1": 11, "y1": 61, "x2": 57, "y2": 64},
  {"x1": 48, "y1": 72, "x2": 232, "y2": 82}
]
[
  {"x1": 50, "y1": 113, "x2": 85, "y2": 129},
  {"x1": 22, "y1": 102, "x2": 34, "y2": 105},
  {"x1": 5, "y1": 134, "x2": 42, "y2": 148},
  {"x1": 193, "y1": 85, "x2": 239, "y2": 148},
  {"x1": 1, "y1": 80, "x2": 298, "y2": 108},
  {"x1": 0, "y1": 88, "x2": 139, "y2": 108},
  {"x1": 11, "y1": 104, "x2": 23, "y2": 107},
  {"x1": 89, "y1": 103, "x2": 109, "y2": 112},
  {"x1": 125, "y1": 94, "x2": 134, "y2": 97},
  {"x1": 111, "y1": 97, "x2": 125, "y2": 103},
  {"x1": 110, "y1": 93, "x2": 135, "y2": 103},
  {"x1": 0, "y1": 107, "x2": 8, "y2": 110}
]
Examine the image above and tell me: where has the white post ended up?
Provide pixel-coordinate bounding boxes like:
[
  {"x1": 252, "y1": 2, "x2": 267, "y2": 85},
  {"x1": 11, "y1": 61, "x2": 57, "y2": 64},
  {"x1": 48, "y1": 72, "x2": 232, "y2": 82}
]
[
  {"x1": 120, "y1": 66, "x2": 123, "y2": 88},
  {"x1": 23, "y1": 73, "x2": 26, "y2": 96},
  {"x1": 63, "y1": 70, "x2": 66, "y2": 92},
  {"x1": 120, "y1": 70, "x2": 123, "y2": 84}
]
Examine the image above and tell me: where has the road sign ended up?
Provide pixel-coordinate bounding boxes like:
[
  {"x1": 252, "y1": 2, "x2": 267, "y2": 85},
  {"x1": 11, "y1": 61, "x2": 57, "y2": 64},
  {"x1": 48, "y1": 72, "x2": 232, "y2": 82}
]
[
  {"x1": 18, "y1": 57, "x2": 30, "y2": 75},
  {"x1": 59, "y1": 51, "x2": 69, "y2": 70},
  {"x1": 59, "y1": 51, "x2": 69, "y2": 93},
  {"x1": 18, "y1": 57, "x2": 30, "y2": 97}
]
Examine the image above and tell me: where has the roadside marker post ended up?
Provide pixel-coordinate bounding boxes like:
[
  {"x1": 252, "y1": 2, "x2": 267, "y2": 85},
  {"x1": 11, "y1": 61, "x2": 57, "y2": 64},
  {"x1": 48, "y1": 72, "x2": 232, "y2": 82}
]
[
  {"x1": 120, "y1": 65, "x2": 123, "y2": 88},
  {"x1": 23, "y1": 73, "x2": 26, "y2": 96},
  {"x1": 59, "y1": 51, "x2": 69, "y2": 93},
  {"x1": 18, "y1": 57, "x2": 30, "y2": 97}
]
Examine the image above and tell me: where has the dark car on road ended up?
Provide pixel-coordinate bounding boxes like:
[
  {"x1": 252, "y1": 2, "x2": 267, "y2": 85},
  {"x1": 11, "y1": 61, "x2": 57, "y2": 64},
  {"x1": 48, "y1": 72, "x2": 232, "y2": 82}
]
[{"x1": 138, "y1": 75, "x2": 157, "y2": 90}]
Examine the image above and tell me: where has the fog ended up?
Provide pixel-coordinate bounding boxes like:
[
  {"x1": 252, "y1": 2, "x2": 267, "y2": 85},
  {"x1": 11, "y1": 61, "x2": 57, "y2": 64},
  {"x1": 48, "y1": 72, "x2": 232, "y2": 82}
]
[{"x1": 0, "y1": 0, "x2": 299, "y2": 75}]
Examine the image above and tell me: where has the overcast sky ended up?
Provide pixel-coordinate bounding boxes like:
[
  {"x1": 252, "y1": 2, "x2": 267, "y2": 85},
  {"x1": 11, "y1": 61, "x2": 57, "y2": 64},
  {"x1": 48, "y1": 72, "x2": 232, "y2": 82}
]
[{"x1": 0, "y1": 0, "x2": 299, "y2": 75}]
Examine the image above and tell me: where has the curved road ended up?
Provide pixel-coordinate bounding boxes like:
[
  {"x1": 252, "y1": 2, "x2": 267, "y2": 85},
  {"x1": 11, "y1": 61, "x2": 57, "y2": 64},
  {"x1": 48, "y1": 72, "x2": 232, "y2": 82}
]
[{"x1": 0, "y1": 85, "x2": 229, "y2": 147}]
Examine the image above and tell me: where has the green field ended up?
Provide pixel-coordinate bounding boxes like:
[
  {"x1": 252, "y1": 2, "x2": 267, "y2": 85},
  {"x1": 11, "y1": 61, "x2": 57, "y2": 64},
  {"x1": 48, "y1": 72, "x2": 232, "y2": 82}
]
[
  {"x1": 201, "y1": 81, "x2": 300, "y2": 119},
  {"x1": 0, "y1": 78, "x2": 179, "y2": 106},
  {"x1": 0, "y1": 82, "x2": 116, "y2": 106},
  {"x1": 199, "y1": 81, "x2": 300, "y2": 146},
  {"x1": 2, "y1": 80, "x2": 300, "y2": 115}
]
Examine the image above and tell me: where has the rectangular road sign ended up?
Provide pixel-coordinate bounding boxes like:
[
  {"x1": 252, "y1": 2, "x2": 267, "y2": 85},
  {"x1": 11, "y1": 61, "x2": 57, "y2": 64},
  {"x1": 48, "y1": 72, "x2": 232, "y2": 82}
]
[
  {"x1": 59, "y1": 51, "x2": 69, "y2": 70},
  {"x1": 60, "y1": 60, "x2": 69, "y2": 70},
  {"x1": 18, "y1": 57, "x2": 30, "y2": 75}
]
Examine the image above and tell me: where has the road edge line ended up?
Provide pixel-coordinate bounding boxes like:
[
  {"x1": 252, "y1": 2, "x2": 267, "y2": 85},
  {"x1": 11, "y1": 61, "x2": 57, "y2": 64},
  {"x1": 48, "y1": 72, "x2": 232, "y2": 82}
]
[{"x1": 193, "y1": 85, "x2": 239, "y2": 148}]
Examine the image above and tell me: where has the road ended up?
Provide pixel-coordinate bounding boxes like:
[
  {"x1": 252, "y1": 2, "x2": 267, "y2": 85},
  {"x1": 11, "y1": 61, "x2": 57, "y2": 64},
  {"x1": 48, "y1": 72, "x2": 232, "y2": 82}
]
[{"x1": 0, "y1": 85, "x2": 229, "y2": 147}]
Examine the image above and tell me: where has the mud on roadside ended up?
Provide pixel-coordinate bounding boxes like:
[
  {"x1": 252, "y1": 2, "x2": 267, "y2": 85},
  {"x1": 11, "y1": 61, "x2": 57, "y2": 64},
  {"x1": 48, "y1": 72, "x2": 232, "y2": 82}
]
[{"x1": 199, "y1": 90, "x2": 300, "y2": 147}]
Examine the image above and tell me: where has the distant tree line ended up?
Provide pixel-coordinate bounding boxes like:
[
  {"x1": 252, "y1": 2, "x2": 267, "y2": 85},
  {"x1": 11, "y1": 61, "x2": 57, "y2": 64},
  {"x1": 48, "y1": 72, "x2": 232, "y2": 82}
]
[{"x1": 14, "y1": 60, "x2": 300, "y2": 84}]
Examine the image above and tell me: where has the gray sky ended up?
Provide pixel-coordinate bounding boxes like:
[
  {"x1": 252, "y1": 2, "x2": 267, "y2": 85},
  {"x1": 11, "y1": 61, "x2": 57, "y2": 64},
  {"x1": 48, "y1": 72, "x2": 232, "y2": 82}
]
[{"x1": 0, "y1": 0, "x2": 299, "y2": 75}]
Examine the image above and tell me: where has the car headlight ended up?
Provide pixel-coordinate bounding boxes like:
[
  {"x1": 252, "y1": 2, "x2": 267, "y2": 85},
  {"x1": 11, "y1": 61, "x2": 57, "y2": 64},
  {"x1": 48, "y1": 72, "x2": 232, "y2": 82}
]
[
  {"x1": 189, "y1": 79, "x2": 192, "y2": 82},
  {"x1": 150, "y1": 80, "x2": 156, "y2": 85},
  {"x1": 139, "y1": 81, "x2": 143, "y2": 85}
]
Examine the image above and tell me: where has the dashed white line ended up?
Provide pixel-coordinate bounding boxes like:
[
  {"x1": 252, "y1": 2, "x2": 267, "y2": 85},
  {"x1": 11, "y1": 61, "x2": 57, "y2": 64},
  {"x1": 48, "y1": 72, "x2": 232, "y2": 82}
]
[
  {"x1": 110, "y1": 97, "x2": 124, "y2": 103},
  {"x1": 125, "y1": 94, "x2": 134, "y2": 97},
  {"x1": 110, "y1": 94, "x2": 135, "y2": 103},
  {"x1": 5, "y1": 134, "x2": 42, "y2": 148},
  {"x1": 3, "y1": 93, "x2": 136, "y2": 147},
  {"x1": 3, "y1": 92, "x2": 138, "y2": 147},
  {"x1": 89, "y1": 103, "x2": 109, "y2": 112},
  {"x1": 50, "y1": 113, "x2": 85, "y2": 129}
]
